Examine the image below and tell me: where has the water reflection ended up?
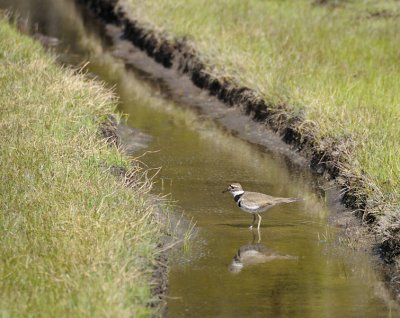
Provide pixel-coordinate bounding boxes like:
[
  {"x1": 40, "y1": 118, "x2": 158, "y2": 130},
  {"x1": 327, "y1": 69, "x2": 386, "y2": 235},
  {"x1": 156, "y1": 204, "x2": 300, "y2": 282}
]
[
  {"x1": 229, "y1": 230, "x2": 298, "y2": 273},
  {"x1": 1, "y1": 0, "x2": 399, "y2": 315}
]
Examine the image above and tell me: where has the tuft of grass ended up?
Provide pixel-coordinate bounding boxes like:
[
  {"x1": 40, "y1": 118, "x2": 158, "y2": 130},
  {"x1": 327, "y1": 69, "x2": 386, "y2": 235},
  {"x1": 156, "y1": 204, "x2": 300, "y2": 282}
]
[
  {"x1": 125, "y1": 0, "x2": 400, "y2": 233},
  {"x1": 0, "y1": 19, "x2": 165, "y2": 317}
]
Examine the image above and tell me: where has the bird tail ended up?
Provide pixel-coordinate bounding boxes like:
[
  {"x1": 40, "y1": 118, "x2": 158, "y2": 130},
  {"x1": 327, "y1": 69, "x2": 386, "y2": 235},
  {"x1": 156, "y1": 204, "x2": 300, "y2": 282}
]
[{"x1": 280, "y1": 197, "x2": 302, "y2": 204}]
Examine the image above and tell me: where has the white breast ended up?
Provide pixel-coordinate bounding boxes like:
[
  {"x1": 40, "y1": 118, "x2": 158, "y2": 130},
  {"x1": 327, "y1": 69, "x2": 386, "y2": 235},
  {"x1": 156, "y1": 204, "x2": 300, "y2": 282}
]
[{"x1": 237, "y1": 198, "x2": 271, "y2": 213}]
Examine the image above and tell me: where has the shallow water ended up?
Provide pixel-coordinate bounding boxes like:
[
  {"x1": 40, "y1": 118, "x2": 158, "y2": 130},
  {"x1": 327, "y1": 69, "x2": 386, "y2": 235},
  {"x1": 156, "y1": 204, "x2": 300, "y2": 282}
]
[{"x1": 1, "y1": 0, "x2": 399, "y2": 316}]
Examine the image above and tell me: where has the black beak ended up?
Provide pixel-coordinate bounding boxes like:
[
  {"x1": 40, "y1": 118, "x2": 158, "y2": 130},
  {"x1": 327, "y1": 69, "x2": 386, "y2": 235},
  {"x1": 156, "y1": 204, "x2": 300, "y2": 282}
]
[{"x1": 222, "y1": 187, "x2": 230, "y2": 193}]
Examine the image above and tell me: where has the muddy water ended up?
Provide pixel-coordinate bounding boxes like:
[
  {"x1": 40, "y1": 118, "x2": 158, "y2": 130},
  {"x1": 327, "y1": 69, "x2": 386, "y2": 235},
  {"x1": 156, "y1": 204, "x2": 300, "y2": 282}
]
[{"x1": 1, "y1": 0, "x2": 399, "y2": 317}]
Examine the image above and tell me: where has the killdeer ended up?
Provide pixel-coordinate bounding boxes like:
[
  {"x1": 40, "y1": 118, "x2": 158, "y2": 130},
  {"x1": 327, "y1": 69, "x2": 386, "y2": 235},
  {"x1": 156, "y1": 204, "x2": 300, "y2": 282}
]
[
  {"x1": 223, "y1": 183, "x2": 300, "y2": 230},
  {"x1": 229, "y1": 243, "x2": 298, "y2": 273}
]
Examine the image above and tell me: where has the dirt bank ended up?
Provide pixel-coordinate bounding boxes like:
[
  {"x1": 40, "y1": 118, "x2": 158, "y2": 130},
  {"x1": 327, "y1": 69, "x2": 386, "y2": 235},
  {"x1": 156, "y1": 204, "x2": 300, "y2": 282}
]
[
  {"x1": 78, "y1": 0, "x2": 400, "y2": 300},
  {"x1": 100, "y1": 115, "x2": 194, "y2": 313}
]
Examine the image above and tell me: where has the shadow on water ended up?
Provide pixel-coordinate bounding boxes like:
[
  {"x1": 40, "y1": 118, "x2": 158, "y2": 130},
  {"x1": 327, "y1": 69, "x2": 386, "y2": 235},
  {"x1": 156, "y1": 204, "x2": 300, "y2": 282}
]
[{"x1": 1, "y1": 0, "x2": 400, "y2": 316}]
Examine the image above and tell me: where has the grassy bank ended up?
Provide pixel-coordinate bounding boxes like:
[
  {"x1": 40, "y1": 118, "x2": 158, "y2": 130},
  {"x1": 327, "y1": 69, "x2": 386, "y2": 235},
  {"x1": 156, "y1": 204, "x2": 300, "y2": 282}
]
[
  {"x1": 124, "y1": 0, "x2": 400, "y2": 247},
  {"x1": 0, "y1": 19, "x2": 164, "y2": 317}
]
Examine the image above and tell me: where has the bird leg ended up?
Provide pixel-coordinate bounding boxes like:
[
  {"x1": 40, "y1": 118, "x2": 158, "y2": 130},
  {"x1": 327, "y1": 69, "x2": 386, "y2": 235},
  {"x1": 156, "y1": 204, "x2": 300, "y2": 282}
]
[
  {"x1": 257, "y1": 213, "x2": 262, "y2": 231},
  {"x1": 249, "y1": 214, "x2": 256, "y2": 230},
  {"x1": 257, "y1": 227, "x2": 261, "y2": 243}
]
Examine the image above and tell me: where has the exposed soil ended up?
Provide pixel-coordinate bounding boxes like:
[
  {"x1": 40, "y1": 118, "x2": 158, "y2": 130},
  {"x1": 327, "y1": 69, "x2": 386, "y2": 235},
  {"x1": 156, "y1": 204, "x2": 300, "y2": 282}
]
[
  {"x1": 85, "y1": 0, "x2": 400, "y2": 302},
  {"x1": 100, "y1": 115, "x2": 194, "y2": 314},
  {"x1": 100, "y1": 116, "x2": 168, "y2": 306},
  {"x1": 101, "y1": 114, "x2": 153, "y2": 155}
]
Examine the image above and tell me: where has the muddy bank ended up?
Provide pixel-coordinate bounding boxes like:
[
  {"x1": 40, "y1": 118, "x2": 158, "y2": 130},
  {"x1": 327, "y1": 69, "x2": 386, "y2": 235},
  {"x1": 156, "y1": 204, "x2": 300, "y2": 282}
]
[
  {"x1": 100, "y1": 116, "x2": 169, "y2": 309},
  {"x1": 100, "y1": 115, "x2": 192, "y2": 313},
  {"x1": 79, "y1": 0, "x2": 399, "y2": 299}
]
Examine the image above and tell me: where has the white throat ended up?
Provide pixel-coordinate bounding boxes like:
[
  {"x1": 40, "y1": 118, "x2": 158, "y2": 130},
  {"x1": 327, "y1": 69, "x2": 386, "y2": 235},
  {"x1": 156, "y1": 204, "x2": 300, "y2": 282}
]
[{"x1": 231, "y1": 190, "x2": 244, "y2": 197}]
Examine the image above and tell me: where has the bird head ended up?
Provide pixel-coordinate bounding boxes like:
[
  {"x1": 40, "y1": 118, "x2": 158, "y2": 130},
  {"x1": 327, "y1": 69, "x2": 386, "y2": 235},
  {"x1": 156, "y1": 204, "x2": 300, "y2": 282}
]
[{"x1": 223, "y1": 183, "x2": 244, "y2": 196}]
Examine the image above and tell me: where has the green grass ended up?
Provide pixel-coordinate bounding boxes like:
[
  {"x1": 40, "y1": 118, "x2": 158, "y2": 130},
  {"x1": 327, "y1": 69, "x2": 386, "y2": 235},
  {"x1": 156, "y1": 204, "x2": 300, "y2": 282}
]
[
  {"x1": 0, "y1": 19, "x2": 165, "y2": 317},
  {"x1": 126, "y1": 0, "x2": 400, "y2": 212}
]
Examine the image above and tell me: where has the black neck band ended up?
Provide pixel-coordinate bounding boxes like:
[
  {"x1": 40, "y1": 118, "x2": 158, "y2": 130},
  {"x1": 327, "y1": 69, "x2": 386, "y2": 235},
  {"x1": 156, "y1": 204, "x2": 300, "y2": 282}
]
[{"x1": 234, "y1": 193, "x2": 243, "y2": 203}]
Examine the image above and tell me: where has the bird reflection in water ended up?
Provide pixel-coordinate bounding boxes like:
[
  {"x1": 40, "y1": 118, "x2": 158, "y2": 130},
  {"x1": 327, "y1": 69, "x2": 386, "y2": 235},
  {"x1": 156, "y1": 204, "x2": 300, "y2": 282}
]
[{"x1": 229, "y1": 230, "x2": 298, "y2": 273}]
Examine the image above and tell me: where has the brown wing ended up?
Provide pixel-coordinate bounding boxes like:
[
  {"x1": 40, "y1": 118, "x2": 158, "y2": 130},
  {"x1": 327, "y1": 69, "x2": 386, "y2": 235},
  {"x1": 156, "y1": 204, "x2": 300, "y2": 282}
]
[{"x1": 244, "y1": 192, "x2": 298, "y2": 206}]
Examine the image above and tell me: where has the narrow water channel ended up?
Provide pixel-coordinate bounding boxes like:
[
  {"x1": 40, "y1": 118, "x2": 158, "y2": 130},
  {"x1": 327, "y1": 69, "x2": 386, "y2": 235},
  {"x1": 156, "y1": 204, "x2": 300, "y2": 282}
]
[{"x1": 1, "y1": 0, "x2": 398, "y2": 317}]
